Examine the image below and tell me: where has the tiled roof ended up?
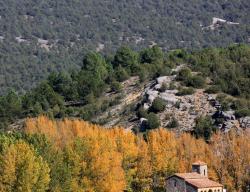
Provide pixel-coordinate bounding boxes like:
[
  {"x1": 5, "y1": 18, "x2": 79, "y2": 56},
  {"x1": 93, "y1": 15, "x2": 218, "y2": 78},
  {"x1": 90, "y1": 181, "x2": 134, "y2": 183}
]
[
  {"x1": 171, "y1": 172, "x2": 223, "y2": 189},
  {"x1": 186, "y1": 178, "x2": 223, "y2": 188},
  {"x1": 192, "y1": 161, "x2": 207, "y2": 166}
]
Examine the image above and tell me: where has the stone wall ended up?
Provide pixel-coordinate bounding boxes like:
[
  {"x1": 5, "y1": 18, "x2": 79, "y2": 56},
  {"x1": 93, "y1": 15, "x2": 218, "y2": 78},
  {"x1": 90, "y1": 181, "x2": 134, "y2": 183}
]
[
  {"x1": 186, "y1": 184, "x2": 197, "y2": 192},
  {"x1": 166, "y1": 176, "x2": 193, "y2": 192}
]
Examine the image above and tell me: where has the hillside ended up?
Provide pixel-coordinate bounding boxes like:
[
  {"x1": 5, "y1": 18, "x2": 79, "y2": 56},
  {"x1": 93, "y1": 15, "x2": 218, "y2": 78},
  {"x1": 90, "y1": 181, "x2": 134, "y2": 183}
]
[
  {"x1": 2, "y1": 45, "x2": 250, "y2": 142},
  {"x1": 0, "y1": 0, "x2": 250, "y2": 93}
]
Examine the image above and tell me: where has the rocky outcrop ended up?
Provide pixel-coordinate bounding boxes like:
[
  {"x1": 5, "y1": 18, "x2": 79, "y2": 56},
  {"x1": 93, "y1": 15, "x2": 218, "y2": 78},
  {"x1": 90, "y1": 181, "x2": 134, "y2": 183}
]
[
  {"x1": 141, "y1": 73, "x2": 217, "y2": 131},
  {"x1": 240, "y1": 117, "x2": 250, "y2": 129},
  {"x1": 221, "y1": 120, "x2": 239, "y2": 132}
]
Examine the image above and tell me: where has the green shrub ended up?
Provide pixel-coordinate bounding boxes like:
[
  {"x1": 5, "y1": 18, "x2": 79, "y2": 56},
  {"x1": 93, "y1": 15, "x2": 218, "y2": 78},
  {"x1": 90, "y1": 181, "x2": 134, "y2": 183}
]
[
  {"x1": 157, "y1": 66, "x2": 172, "y2": 76},
  {"x1": 167, "y1": 117, "x2": 179, "y2": 128},
  {"x1": 205, "y1": 85, "x2": 221, "y2": 94},
  {"x1": 137, "y1": 106, "x2": 148, "y2": 118},
  {"x1": 159, "y1": 83, "x2": 167, "y2": 92},
  {"x1": 110, "y1": 81, "x2": 122, "y2": 92},
  {"x1": 235, "y1": 109, "x2": 250, "y2": 118},
  {"x1": 150, "y1": 97, "x2": 166, "y2": 113},
  {"x1": 176, "y1": 67, "x2": 192, "y2": 81},
  {"x1": 177, "y1": 87, "x2": 195, "y2": 96},
  {"x1": 194, "y1": 116, "x2": 216, "y2": 141},
  {"x1": 169, "y1": 82, "x2": 176, "y2": 90},
  {"x1": 185, "y1": 75, "x2": 205, "y2": 88},
  {"x1": 115, "y1": 66, "x2": 129, "y2": 82},
  {"x1": 146, "y1": 113, "x2": 160, "y2": 129}
]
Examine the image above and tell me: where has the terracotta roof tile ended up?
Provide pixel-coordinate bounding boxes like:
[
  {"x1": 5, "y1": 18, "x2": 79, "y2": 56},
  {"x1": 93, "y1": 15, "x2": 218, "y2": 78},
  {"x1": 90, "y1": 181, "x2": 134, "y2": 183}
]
[
  {"x1": 171, "y1": 172, "x2": 223, "y2": 189},
  {"x1": 186, "y1": 178, "x2": 223, "y2": 188}
]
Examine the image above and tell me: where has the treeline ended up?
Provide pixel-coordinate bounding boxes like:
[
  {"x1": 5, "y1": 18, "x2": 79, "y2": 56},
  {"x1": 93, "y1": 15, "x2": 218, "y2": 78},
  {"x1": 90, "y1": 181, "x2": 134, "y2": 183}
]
[
  {"x1": 0, "y1": 0, "x2": 250, "y2": 93},
  {"x1": 0, "y1": 116, "x2": 249, "y2": 192},
  {"x1": 188, "y1": 44, "x2": 250, "y2": 117},
  {"x1": 0, "y1": 46, "x2": 171, "y2": 129},
  {"x1": 173, "y1": 44, "x2": 250, "y2": 118},
  {"x1": 1, "y1": 44, "x2": 250, "y2": 132}
]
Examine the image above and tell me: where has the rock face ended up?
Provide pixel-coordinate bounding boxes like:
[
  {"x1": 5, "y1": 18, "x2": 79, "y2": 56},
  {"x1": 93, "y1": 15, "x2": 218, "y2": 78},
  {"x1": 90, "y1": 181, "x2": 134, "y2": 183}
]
[
  {"x1": 222, "y1": 111, "x2": 236, "y2": 120},
  {"x1": 141, "y1": 73, "x2": 217, "y2": 131},
  {"x1": 240, "y1": 117, "x2": 250, "y2": 129},
  {"x1": 221, "y1": 120, "x2": 239, "y2": 132},
  {"x1": 94, "y1": 67, "x2": 248, "y2": 132},
  {"x1": 159, "y1": 93, "x2": 179, "y2": 105},
  {"x1": 146, "y1": 90, "x2": 159, "y2": 103},
  {"x1": 157, "y1": 76, "x2": 175, "y2": 84},
  {"x1": 212, "y1": 111, "x2": 236, "y2": 121}
]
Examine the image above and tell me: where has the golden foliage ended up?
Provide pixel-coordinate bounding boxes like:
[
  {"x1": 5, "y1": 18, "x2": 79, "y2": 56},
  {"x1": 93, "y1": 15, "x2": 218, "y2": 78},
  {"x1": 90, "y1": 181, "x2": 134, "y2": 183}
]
[
  {"x1": 0, "y1": 141, "x2": 50, "y2": 192},
  {"x1": 24, "y1": 116, "x2": 250, "y2": 192}
]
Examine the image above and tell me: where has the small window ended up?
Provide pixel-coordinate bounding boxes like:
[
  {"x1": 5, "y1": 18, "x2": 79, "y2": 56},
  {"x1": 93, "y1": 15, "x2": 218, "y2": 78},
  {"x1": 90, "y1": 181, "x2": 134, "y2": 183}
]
[
  {"x1": 174, "y1": 179, "x2": 177, "y2": 187},
  {"x1": 204, "y1": 169, "x2": 206, "y2": 175}
]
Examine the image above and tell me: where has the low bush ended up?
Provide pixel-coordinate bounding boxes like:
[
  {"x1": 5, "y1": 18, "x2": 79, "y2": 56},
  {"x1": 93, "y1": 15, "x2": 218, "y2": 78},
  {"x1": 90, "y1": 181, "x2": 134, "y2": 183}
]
[
  {"x1": 146, "y1": 113, "x2": 160, "y2": 129},
  {"x1": 177, "y1": 87, "x2": 195, "y2": 96},
  {"x1": 235, "y1": 109, "x2": 250, "y2": 118},
  {"x1": 150, "y1": 97, "x2": 166, "y2": 113}
]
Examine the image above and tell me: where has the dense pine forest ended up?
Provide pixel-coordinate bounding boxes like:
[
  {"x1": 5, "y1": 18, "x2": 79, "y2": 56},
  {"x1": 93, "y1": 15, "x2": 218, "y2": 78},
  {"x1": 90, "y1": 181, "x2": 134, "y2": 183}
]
[
  {"x1": 0, "y1": 0, "x2": 250, "y2": 93},
  {"x1": 0, "y1": 116, "x2": 249, "y2": 192}
]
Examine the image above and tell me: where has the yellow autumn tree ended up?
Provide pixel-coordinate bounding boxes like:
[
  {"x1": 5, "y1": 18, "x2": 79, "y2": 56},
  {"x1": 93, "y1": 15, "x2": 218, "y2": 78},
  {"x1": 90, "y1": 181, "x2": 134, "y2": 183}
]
[
  {"x1": 64, "y1": 135, "x2": 126, "y2": 192},
  {"x1": 25, "y1": 116, "x2": 127, "y2": 191},
  {"x1": 24, "y1": 116, "x2": 250, "y2": 192},
  {"x1": 0, "y1": 141, "x2": 50, "y2": 192},
  {"x1": 176, "y1": 132, "x2": 209, "y2": 172},
  {"x1": 210, "y1": 130, "x2": 250, "y2": 191},
  {"x1": 147, "y1": 128, "x2": 178, "y2": 190},
  {"x1": 132, "y1": 139, "x2": 152, "y2": 192},
  {"x1": 110, "y1": 128, "x2": 139, "y2": 190}
]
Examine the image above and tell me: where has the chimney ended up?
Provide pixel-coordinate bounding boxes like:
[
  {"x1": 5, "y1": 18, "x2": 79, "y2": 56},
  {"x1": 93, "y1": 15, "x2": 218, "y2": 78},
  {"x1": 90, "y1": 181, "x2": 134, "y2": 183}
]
[{"x1": 192, "y1": 161, "x2": 208, "y2": 177}]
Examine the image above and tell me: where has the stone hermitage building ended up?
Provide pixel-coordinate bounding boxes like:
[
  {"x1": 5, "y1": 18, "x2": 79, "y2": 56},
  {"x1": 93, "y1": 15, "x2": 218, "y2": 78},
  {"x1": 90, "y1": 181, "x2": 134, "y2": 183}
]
[{"x1": 166, "y1": 161, "x2": 225, "y2": 192}]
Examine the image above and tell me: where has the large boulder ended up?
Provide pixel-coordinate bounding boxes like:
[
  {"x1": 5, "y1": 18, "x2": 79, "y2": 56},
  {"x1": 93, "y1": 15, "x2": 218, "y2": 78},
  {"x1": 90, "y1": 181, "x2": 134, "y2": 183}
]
[
  {"x1": 156, "y1": 76, "x2": 171, "y2": 85},
  {"x1": 222, "y1": 111, "x2": 236, "y2": 120},
  {"x1": 154, "y1": 84, "x2": 161, "y2": 90},
  {"x1": 212, "y1": 110, "x2": 235, "y2": 120},
  {"x1": 146, "y1": 90, "x2": 159, "y2": 103},
  {"x1": 165, "y1": 89, "x2": 178, "y2": 94},
  {"x1": 143, "y1": 103, "x2": 150, "y2": 110},
  {"x1": 240, "y1": 116, "x2": 250, "y2": 129},
  {"x1": 221, "y1": 120, "x2": 237, "y2": 132},
  {"x1": 159, "y1": 93, "x2": 179, "y2": 105}
]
